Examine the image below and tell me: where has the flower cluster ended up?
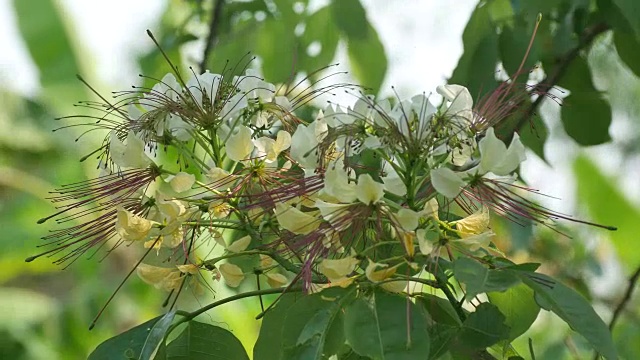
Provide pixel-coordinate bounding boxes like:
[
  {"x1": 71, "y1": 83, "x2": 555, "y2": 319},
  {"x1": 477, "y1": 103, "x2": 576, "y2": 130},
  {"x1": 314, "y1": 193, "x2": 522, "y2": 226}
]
[{"x1": 32, "y1": 63, "x2": 608, "y2": 307}]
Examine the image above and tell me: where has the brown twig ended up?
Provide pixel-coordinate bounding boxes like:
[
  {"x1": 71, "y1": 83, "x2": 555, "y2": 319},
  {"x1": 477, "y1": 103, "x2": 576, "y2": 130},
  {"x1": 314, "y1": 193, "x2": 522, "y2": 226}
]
[
  {"x1": 513, "y1": 22, "x2": 610, "y2": 134},
  {"x1": 198, "y1": 0, "x2": 226, "y2": 74}
]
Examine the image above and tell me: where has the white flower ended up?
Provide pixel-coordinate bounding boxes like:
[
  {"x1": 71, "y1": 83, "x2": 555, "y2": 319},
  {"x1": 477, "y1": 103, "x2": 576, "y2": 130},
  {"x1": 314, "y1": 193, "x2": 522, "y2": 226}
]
[
  {"x1": 381, "y1": 163, "x2": 407, "y2": 197},
  {"x1": 169, "y1": 172, "x2": 196, "y2": 193},
  {"x1": 253, "y1": 130, "x2": 292, "y2": 163},
  {"x1": 274, "y1": 203, "x2": 320, "y2": 235},
  {"x1": 437, "y1": 84, "x2": 473, "y2": 122},
  {"x1": 185, "y1": 70, "x2": 222, "y2": 108},
  {"x1": 395, "y1": 208, "x2": 420, "y2": 231},
  {"x1": 233, "y1": 69, "x2": 276, "y2": 101},
  {"x1": 219, "y1": 263, "x2": 244, "y2": 287},
  {"x1": 355, "y1": 174, "x2": 385, "y2": 205},
  {"x1": 109, "y1": 131, "x2": 152, "y2": 169},
  {"x1": 430, "y1": 167, "x2": 467, "y2": 198},
  {"x1": 227, "y1": 235, "x2": 251, "y2": 253},
  {"x1": 318, "y1": 255, "x2": 359, "y2": 282},
  {"x1": 322, "y1": 161, "x2": 357, "y2": 203},
  {"x1": 477, "y1": 127, "x2": 526, "y2": 176},
  {"x1": 115, "y1": 207, "x2": 155, "y2": 242},
  {"x1": 225, "y1": 125, "x2": 254, "y2": 162},
  {"x1": 290, "y1": 117, "x2": 328, "y2": 171}
]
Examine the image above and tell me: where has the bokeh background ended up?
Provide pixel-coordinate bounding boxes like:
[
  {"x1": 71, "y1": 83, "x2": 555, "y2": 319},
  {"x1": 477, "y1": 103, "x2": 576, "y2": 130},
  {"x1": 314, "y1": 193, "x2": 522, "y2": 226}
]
[{"x1": 2, "y1": 0, "x2": 640, "y2": 358}]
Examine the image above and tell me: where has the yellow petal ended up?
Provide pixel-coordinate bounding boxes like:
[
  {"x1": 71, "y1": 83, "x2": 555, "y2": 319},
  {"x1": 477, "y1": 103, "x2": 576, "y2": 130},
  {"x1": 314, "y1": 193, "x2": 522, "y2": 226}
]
[
  {"x1": 116, "y1": 207, "x2": 154, "y2": 242},
  {"x1": 381, "y1": 281, "x2": 406, "y2": 293},
  {"x1": 266, "y1": 273, "x2": 288, "y2": 288},
  {"x1": 355, "y1": 174, "x2": 384, "y2": 205},
  {"x1": 401, "y1": 231, "x2": 416, "y2": 258},
  {"x1": 275, "y1": 203, "x2": 320, "y2": 235},
  {"x1": 169, "y1": 172, "x2": 196, "y2": 193},
  {"x1": 365, "y1": 261, "x2": 397, "y2": 282},
  {"x1": 177, "y1": 264, "x2": 200, "y2": 275},
  {"x1": 225, "y1": 125, "x2": 254, "y2": 162},
  {"x1": 396, "y1": 208, "x2": 419, "y2": 231},
  {"x1": 318, "y1": 256, "x2": 359, "y2": 282},
  {"x1": 259, "y1": 254, "x2": 274, "y2": 268},
  {"x1": 456, "y1": 207, "x2": 490, "y2": 237},
  {"x1": 421, "y1": 198, "x2": 439, "y2": 220},
  {"x1": 227, "y1": 235, "x2": 251, "y2": 253},
  {"x1": 219, "y1": 263, "x2": 245, "y2": 287},
  {"x1": 137, "y1": 264, "x2": 181, "y2": 291}
]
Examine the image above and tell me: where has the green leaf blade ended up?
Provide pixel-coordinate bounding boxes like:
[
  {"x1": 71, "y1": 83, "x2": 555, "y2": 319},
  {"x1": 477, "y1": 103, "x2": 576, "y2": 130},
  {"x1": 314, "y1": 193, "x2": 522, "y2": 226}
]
[
  {"x1": 517, "y1": 272, "x2": 617, "y2": 359},
  {"x1": 343, "y1": 290, "x2": 430, "y2": 360},
  {"x1": 166, "y1": 321, "x2": 249, "y2": 360}
]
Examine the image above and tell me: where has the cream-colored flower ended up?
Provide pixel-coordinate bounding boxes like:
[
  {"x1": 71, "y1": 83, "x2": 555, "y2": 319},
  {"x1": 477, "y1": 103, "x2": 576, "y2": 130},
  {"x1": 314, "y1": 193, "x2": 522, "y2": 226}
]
[
  {"x1": 365, "y1": 260, "x2": 398, "y2": 283},
  {"x1": 225, "y1": 125, "x2": 254, "y2": 162},
  {"x1": 395, "y1": 208, "x2": 420, "y2": 231},
  {"x1": 227, "y1": 235, "x2": 251, "y2": 253},
  {"x1": 208, "y1": 200, "x2": 232, "y2": 218},
  {"x1": 219, "y1": 263, "x2": 245, "y2": 287},
  {"x1": 355, "y1": 174, "x2": 385, "y2": 205},
  {"x1": 266, "y1": 273, "x2": 288, "y2": 288},
  {"x1": 169, "y1": 172, "x2": 195, "y2": 193},
  {"x1": 253, "y1": 130, "x2": 292, "y2": 163},
  {"x1": 430, "y1": 167, "x2": 467, "y2": 199},
  {"x1": 456, "y1": 207, "x2": 490, "y2": 238},
  {"x1": 137, "y1": 264, "x2": 182, "y2": 292},
  {"x1": 115, "y1": 207, "x2": 155, "y2": 242},
  {"x1": 109, "y1": 131, "x2": 152, "y2": 169},
  {"x1": 274, "y1": 203, "x2": 320, "y2": 235},
  {"x1": 318, "y1": 256, "x2": 360, "y2": 283}
]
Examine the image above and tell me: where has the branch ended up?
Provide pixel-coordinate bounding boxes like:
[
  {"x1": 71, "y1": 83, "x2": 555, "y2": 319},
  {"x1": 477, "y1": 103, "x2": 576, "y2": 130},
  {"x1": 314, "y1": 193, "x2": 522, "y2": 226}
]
[
  {"x1": 198, "y1": 0, "x2": 226, "y2": 74},
  {"x1": 513, "y1": 21, "x2": 610, "y2": 134}
]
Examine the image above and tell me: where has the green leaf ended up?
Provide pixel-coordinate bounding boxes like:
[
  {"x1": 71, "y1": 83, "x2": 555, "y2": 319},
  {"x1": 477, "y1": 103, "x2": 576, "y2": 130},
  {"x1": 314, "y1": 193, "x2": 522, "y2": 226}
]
[
  {"x1": 140, "y1": 311, "x2": 176, "y2": 360},
  {"x1": 254, "y1": 293, "x2": 298, "y2": 360},
  {"x1": 343, "y1": 290, "x2": 430, "y2": 360},
  {"x1": 498, "y1": 20, "x2": 541, "y2": 76},
  {"x1": 517, "y1": 272, "x2": 617, "y2": 359},
  {"x1": 346, "y1": 24, "x2": 387, "y2": 95},
  {"x1": 457, "y1": 303, "x2": 510, "y2": 350},
  {"x1": 611, "y1": 0, "x2": 640, "y2": 39},
  {"x1": 574, "y1": 155, "x2": 640, "y2": 267},
  {"x1": 419, "y1": 294, "x2": 462, "y2": 326},
  {"x1": 286, "y1": 290, "x2": 353, "y2": 360},
  {"x1": 557, "y1": 57, "x2": 611, "y2": 145},
  {"x1": 165, "y1": 321, "x2": 249, "y2": 360},
  {"x1": 518, "y1": 114, "x2": 548, "y2": 161},
  {"x1": 487, "y1": 283, "x2": 540, "y2": 340},
  {"x1": 450, "y1": 4, "x2": 499, "y2": 98},
  {"x1": 257, "y1": 19, "x2": 297, "y2": 84},
  {"x1": 298, "y1": 6, "x2": 340, "y2": 75},
  {"x1": 453, "y1": 257, "x2": 521, "y2": 299},
  {"x1": 88, "y1": 316, "x2": 164, "y2": 360},
  {"x1": 613, "y1": 30, "x2": 640, "y2": 77},
  {"x1": 331, "y1": 0, "x2": 368, "y2": 39},
  {"x1": 254, "y1": 288, "x2": 353, "y2": 360},
  {"x1": 12, "y1": 0, "x2": 85, "y2": 107}
]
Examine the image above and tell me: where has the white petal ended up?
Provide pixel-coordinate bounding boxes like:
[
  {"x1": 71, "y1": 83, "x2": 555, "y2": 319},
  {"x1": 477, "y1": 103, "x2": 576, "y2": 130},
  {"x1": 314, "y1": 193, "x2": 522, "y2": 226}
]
[
  {"x1": 396, "y1": 208, "x2": 419, "y2": 231},
  {"x1": 225, "y1": 125, "x2": 254, "y2": 162},
  {"x1": 169, "y1": 172, "x2": 195, "y2": 193},
  {"x1": 355, "y1": 174, "x2": 385, "y2": 205},
  {"x1": 227, "y1": 235, "x2": 251, "y2": 253},
  {"x1": 219, "y1": 263, "x2": 244, "y2": 287},
  {"x1": 430, "y1": 167, "x2": 466, "y2": 198},
  {"x1": 478, "y1": 127, "x2": 508, "y2": 174},
  {"x1": 492, "y1": 133, "x2": 526, "y2": 176},
  {"x1": 274, "y1": 203, "x2": 320, "y2": 235}
]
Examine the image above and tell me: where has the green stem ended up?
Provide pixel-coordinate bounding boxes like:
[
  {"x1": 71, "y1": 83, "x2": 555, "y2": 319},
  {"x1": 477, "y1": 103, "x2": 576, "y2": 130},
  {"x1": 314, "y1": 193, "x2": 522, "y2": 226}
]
[{"x1": 170, "y1": 286, "x2": 302, "y2": 333}]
